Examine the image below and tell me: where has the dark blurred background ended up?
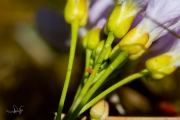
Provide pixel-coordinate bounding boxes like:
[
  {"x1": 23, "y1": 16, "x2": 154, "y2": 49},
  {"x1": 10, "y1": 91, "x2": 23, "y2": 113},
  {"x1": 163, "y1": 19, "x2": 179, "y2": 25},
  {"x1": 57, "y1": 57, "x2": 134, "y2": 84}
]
[
  {"x1": 0, "y1": 0, "x2": 180, "y2": 120},
  {"x1": 0, "y1": 0, "x2": 82, "y2": 119}
]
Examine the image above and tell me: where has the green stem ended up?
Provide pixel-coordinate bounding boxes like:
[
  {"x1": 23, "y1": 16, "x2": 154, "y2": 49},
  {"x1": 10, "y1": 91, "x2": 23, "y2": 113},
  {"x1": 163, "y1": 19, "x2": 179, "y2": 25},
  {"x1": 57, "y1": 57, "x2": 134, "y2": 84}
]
[
  {"x1": 91, "y1": 69, "x2": 106, "y2": 85},
  {"x1": 64, "y1": 32, "x2": 115, "y2": 120},
  {"x1": 89, "y1": 69, "x2": 122, "y2": 102},
  {"x1": 56, "y1": 21, "x2": 79, "y2": 120},
  {"x1": 79, "y1": 69, "x2": 149, "y2": 114},
  {"x1": 100, "y1": 61, "x2": 109, "y2": 70},
  {"x1": 74, "y1": 49, "x2": 92, "y2": 100},
  {"x1": 96, "y1": 69, "x2": 122, "y2": 93},
  {"x1": 69, "y1": 50, "x2": 128, "y2": 119}
]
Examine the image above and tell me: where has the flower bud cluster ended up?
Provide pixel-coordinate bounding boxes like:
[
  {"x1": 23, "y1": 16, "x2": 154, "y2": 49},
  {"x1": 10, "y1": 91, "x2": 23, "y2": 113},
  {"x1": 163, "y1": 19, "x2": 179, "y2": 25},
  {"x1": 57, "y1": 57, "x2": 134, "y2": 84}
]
[
  {"x1": 78, "y1": 0, "x2": 180, "y2": 79},
  {"x1": 62, "y1": 0, "x2": 180, "y2": 118}
]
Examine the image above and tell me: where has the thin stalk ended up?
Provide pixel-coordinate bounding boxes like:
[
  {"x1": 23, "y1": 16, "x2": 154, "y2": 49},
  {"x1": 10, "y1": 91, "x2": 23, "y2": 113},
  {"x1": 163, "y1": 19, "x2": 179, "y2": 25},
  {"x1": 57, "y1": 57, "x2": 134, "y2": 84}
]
[
  {"x1": 74, "y1": 49, "x2": 92, "y2": 100},
  {"x1": 69, "y1": 50, "x2": 129, "y2": 119},
  {"x1": 89, "y1": 69, "x2": 122, "y2": 102},
  {"x1": 91, "y1": 69, "x2": 106, "y2": 85},
  {"x1": 64, "y1": 32, "x2": 115, "y2": 120},
  {"x1": 56, "y1": 21, "x2": 79, "y2": 120},
  {"x1": 79, "y1": 69, "x2": 149, "y2": 114},
  {"x1": 96, "y1": 69, "x2": 122, "y2": 93}
]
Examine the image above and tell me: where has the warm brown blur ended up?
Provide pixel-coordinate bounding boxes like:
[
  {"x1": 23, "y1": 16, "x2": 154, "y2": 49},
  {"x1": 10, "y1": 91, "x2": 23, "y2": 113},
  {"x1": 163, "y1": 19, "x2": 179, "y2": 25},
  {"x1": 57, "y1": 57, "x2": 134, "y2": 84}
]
[{"x1": 0, "y1": 0, "x2": 84, "y2": 120}]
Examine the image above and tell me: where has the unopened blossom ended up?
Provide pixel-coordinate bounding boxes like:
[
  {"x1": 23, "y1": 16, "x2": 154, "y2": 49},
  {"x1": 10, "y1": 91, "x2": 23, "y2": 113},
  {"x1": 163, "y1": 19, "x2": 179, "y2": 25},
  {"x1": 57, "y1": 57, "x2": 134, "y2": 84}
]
[
  {"x1": 104, "y1": 0, "x2": 149, "y2": 38},
  {"x1": 90, "y1": 99, "x2": 109, "y2": 120},
  {"x1": 146, "y1": 28, "x2": 180, "y2": 79},
  {"x1": 83, "y1": 18, "x2": 106, "y2": 51},
  {"x1": 119, "y1": 0, "x2": 180, "y2": 60},
  {"x1": 64, "y1": 0, "x2": 88, "y2": 26}
]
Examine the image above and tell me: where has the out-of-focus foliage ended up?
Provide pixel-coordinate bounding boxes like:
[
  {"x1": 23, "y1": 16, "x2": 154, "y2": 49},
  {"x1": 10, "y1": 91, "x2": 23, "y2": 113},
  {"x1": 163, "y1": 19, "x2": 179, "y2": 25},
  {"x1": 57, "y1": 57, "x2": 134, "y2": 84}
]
[{"x1": 0, "y1": 0, "x2": 82, "y2": 120}]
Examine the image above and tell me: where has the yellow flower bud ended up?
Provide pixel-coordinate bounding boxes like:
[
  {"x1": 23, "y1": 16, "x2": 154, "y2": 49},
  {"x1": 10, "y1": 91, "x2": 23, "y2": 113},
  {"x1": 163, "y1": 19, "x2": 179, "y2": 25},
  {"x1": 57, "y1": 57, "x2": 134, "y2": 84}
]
[
  {"x1": 104, "y1": 3, "x2": 136, "y2": 38},
  {"x1": 86, "y1": 28, "x2": 101, "y2": 51},
  {"x1": 64, "y1": 0, "x2": 88, "y2": 26},
  {"x1": 119, "y1": 27, "x2": 149, "y2": 60},
  {"x1": 82, "y1": 30, "x2": 92, "y2": 49},
  {"x1": 90, "y1": 99, "x2": 109, "y2": 120},
  {"x1": 145, "y1": 54, "x2": 176, "y2": 79}
]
